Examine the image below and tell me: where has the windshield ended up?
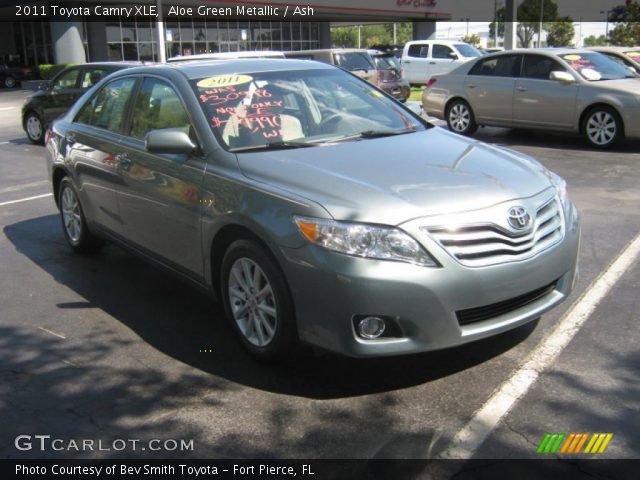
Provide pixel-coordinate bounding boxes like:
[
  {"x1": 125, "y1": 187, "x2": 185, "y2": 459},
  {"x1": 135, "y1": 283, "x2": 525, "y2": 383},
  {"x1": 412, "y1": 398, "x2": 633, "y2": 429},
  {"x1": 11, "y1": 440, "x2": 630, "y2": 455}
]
[
  {"x1": 455, "y1": 44, "x2": 482, "y2": 58},
  {"x1": 559, "y1": 52, "x2": 636, "y2": 81},
  {"x1": 625, "y1": 50, "x2": 640, "y2": 62},
  {"x1": 191, "y1": 69, "x2": 424, "y2": 151}
]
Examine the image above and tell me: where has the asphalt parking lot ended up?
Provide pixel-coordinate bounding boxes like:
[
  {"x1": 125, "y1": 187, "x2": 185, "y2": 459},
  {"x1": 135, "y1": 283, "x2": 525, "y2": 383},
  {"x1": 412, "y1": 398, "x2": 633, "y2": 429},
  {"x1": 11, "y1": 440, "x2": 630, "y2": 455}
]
[{"x1": 1, "y1": 89, "x2": 638, "y2": 463}]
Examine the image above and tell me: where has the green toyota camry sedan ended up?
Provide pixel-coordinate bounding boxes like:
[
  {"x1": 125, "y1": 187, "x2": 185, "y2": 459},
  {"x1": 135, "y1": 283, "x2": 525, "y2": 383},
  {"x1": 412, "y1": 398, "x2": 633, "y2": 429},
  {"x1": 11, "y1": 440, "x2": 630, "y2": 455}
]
[{"x1": 46, "y1": 59, "x2": 580, "y2": 361}]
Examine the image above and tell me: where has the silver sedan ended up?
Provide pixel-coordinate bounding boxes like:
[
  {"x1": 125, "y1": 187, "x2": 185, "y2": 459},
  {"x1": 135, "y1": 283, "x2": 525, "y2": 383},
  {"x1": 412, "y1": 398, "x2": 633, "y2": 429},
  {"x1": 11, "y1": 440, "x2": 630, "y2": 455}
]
[{"x1": 422, "y1": 48, "x2": 640, "y2": 148}]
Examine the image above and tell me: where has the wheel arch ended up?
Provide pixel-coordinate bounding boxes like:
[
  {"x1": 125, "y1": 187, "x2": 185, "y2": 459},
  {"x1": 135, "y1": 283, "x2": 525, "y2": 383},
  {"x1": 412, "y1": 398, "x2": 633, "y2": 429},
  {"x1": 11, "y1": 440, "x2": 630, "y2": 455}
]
[
  {"x1": 208, "y1": 222, "x2": 289, "y2": 300},
  {"x1": 445, "y1": 96, "x2": 475, "y2": 119},
  {"x1": 51, "y1": 166, "x2": 69, "y2": 209}
]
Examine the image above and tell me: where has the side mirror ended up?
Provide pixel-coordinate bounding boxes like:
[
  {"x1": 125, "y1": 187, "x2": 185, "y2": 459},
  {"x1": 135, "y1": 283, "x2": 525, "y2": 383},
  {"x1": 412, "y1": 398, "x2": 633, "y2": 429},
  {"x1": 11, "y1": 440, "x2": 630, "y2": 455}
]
[
  {"x1": 550, "y1": 71, "x2": 575, "y2": 83},
  {"x1": 38, "y1": 80, "x2": 51, "y2": 91},
  {"x1": 145, "y1": 128, "x2": 196, "y2": 155},
  {"x1": 449, "y1": 52, "x2": 459, "y2": 60}
]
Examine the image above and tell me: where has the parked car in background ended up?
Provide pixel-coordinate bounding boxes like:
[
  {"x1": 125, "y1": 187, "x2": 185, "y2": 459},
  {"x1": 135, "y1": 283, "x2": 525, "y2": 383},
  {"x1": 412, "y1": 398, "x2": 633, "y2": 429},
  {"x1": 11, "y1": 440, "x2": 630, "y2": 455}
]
[
  {"x1": 585, "y1": 46, "x2": 640, "y2": 74},
  {"x1": 1, "y1": 64, "x2": 34, "y2": 88},
  {"x1": 284, "y1": 48, "x2": 377, "y2": 85},
  {"x1": 368, "y1": 50, "x2": 410, "y2": 102},
  {"x1": 401, "y1": 40, "x2": 482, "y2": 85},
  {"x1": 46, "y1": 59, "x2": 579, "y2": 361},
  {"x1": 422, "y1": 49, "x2": 640, "y2": 148},
  {"x1": 22, "y1": 62, "x2": 140, "y2": 144},
  {"x1": 168, "y1": 51, "x2": 286, "y2": 62}
]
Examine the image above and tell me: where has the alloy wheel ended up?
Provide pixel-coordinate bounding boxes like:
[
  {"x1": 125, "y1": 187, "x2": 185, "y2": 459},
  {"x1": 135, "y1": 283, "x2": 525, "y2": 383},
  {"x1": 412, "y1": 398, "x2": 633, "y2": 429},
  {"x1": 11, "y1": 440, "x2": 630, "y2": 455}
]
[
  {"x1": 586, "y1": 111, "x2": 617, "y2": 146},
  {"x1": 449, "y1": 103, "x2": 471, "y2": 133},
  {"x1": 61, "y1": 186, "x2": 82, "y2": 243},
  {"x1": 228, "y1": 257, "x2": 278, "y2": 347}
]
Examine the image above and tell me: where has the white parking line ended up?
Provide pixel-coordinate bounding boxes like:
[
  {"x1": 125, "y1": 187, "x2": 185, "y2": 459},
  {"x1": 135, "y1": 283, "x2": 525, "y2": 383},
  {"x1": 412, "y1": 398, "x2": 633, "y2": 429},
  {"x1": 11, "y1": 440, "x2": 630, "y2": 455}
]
[
  {"x1": 439, "y1": 231, "x2": 640, "y2": 459},
  {"x1": 0, "y1": 193, "x2": 52, "y2": 207},
  {"x1": 38, "y1": 326, "x2": 66, "y2": 340},
  {"x1": 0, "y1": 106, "x2": 20, "y2": 111},
  {"x1": 0, "y1": 180, "x2": 49, "y2": 194}
]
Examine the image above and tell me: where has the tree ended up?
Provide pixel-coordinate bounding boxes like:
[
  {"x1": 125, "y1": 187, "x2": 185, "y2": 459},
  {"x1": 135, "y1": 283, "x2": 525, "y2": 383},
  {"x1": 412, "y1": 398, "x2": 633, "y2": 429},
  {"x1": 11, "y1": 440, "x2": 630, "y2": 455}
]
[
  {"x1": 583, "y1": 34, "x2": 608, "y2": 46},
  {"x1": 461, "y1": 34, "x2": 482, "y2": 48},
  {"x1": 331, "y1": 26, "x2": 357, "y2": 48},
  {"x1": 607, "y1": 1, "x2": 640, "y2": 46},
  {"x1": 489, "y1": 0, "x2": 559, "y2": 47},
  {"x1": 545, "y1": 18, "x2": 575, "y2": 47}
]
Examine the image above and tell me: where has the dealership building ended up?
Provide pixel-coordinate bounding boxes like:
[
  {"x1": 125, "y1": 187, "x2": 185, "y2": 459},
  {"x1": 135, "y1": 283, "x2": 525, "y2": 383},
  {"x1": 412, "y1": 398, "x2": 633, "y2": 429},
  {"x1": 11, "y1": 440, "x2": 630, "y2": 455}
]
[{"x1": 2, "y1": 0, "x2": 450, "y2": 67}]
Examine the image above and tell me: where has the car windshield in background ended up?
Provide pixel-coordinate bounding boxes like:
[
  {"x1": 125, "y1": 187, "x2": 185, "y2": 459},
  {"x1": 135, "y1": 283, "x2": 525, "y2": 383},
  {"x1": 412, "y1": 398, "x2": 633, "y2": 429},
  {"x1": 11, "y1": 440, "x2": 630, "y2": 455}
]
[
  {"x1": 455, "y1": 44, "x2": 482, "y2": 58},
  {"x1": 373, "y1": 54, "x2": 401, "y2": 70},
  {"x1": 625, "y1": 50, "x2": 640, "y2": 61},
  {"x1": 559, "y1": 52, "x2": 636, "y2": 81},
  {"x1": 191, "y1": 69, "x2": 424, "y2": 152}
]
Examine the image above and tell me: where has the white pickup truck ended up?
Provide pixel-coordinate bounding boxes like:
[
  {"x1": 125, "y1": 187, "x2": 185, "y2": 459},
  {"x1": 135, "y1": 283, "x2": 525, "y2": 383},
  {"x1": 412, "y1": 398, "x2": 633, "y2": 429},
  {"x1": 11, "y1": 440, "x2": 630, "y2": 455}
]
[{"x1": 401, "y1": 40, "x2": 482, "y2": 85}]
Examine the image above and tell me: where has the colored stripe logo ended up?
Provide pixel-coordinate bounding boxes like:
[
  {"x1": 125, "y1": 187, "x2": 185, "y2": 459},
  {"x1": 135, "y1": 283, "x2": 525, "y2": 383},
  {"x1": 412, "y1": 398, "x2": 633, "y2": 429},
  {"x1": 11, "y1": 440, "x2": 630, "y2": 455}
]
[{"x1": 537, "y1": 433, "x2": 613, "y2": 454}]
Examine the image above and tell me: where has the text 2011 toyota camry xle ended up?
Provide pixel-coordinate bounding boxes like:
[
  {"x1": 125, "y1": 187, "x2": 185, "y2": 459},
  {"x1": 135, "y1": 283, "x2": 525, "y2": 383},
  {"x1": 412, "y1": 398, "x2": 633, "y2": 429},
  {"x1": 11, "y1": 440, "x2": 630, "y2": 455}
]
[{"x1": 46, "y1": 59, "x2": 580, "y2": 361}]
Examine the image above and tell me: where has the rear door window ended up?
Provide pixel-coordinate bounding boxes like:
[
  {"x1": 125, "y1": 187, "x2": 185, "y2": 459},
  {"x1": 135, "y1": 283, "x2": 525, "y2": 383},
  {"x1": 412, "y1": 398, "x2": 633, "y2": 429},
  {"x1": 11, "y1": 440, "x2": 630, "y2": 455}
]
[
  {"x1": 333, "y1": 52, "x2": 375, "y2": 71},
  {"x1": 407, "y1": 44, "x2": 429, "y2": 58},
  {"x1": 469, "y1": 55, "x2": 520, "y2": 77},
  {"x1": 75, "y1": 77, "x2": 137, "y2": 133}
]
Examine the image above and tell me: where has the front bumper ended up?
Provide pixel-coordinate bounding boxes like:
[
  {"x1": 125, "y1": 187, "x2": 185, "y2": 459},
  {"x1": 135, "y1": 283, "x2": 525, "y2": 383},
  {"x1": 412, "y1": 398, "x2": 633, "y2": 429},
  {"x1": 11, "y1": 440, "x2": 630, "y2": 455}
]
[{"x1": 280, "y1": 197, "x2": 580, "y2": 358}]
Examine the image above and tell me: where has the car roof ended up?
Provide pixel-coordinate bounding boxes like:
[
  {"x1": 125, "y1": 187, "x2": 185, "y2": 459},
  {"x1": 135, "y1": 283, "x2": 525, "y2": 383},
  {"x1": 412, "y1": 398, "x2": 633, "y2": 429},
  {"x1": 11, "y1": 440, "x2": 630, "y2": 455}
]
[
  {"x1": 67, "y1": 62, "x2": 147, "y2": 69},
  {"x1": 114, "y1": 58, "x2": 335, "y2": 80},
  {"x1": 483, "y1": 48, "x2": 599, "y2": 57},
  {"x1": 405, "y1": 40, "x2": 467, "y2": 45}
]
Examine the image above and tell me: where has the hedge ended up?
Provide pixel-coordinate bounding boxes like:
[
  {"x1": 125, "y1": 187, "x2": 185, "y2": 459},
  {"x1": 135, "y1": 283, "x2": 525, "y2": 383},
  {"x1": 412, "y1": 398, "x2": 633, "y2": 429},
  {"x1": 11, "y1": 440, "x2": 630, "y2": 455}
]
[{"x1": 38, "y1": 64, "x2": 74, "y2": 80}]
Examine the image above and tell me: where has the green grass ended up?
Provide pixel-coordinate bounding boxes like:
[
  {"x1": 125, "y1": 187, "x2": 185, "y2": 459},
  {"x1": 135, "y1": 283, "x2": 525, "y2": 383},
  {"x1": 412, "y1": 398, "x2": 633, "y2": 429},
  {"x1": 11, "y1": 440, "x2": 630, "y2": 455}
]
[{"x1": 409, "y1": 86, "x2": 424, "y2": 102}]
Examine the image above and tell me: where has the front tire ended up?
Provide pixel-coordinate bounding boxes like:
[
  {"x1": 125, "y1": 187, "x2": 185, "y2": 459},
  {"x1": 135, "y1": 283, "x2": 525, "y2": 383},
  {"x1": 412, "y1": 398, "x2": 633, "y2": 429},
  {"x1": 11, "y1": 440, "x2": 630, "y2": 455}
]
[
  {"x1": 221, "y1": 240, "x2": 296, "y2": 361},
  {"x1": 25, "y1": 112, "x2": 44, "y2": 144},
  {"x1": 58, "y1": 177, "x2": 104, "y2": 253},
  {"x1": 582, "y1": 106, "x2": 622, "y2": 149},
  {"x1": 446, "y1": 99, "x2": 478, "y2": 136}
]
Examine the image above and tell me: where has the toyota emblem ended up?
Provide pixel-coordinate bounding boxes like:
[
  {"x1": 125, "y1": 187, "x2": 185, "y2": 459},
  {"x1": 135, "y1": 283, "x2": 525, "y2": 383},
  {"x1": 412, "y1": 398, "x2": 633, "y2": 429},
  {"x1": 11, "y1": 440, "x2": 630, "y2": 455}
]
[{"x1": 507, "y1": 206, "x2": 532, "y2": 230}]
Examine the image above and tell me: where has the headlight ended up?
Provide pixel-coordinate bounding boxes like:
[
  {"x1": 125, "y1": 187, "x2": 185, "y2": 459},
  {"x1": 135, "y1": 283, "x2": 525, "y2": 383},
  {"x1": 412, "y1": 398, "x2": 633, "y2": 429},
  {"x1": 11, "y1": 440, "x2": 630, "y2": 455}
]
[
  {"x1": 293, "y1": 216, "x2": 437, "y2": 267},
  {"x1": 548, "y1": 171, "x2": 568, "y2": 208}
]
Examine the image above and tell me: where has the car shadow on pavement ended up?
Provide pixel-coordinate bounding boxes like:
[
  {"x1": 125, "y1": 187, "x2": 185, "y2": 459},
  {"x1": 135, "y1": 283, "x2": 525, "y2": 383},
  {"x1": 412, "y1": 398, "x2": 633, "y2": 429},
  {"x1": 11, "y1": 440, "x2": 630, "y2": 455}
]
[
  {"x1": 470, "y1": 127, "x2": 640, "y2": 154},
  {"x1": 4, "y1": 215, "x2": 538, "y2": 401},
  {"x1": 4, "y1": 137, "x2": 33, "y2": 146}
]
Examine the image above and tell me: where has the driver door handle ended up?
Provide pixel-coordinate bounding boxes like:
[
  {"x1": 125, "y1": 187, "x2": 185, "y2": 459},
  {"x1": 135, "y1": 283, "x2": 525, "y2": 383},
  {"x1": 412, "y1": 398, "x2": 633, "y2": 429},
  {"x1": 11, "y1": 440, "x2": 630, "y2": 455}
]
[{"x1": 516, "y1": 86, "x2": 528, "y2": 92}]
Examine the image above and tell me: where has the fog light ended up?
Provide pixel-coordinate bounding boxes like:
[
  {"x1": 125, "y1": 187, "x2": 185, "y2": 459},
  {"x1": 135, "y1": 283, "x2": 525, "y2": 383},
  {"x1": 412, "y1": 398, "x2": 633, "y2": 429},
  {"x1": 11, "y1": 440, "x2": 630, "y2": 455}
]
[{"x1": 357, "y1": 316, "x2": 386, "y2": 339}]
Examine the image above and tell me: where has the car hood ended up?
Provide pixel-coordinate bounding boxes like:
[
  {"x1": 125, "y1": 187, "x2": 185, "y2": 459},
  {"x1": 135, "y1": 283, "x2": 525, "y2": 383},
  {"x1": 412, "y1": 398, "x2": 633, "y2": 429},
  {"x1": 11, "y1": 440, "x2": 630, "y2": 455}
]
[
  {"x1": 236, "y1": 127, "x2": 553, "y2": 225},
  {"x1": 590, "y1": 78, "x2": 640, "y2": 94}
]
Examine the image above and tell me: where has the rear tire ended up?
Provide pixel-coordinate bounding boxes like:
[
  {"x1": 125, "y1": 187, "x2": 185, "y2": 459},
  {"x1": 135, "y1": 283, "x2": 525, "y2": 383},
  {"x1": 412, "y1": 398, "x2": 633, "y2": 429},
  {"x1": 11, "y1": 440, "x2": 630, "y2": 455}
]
[
  {"x1": 58, "y1": 177, "x2": 104, "y2": 253},
  {"x1": 4, "y1": 76, "x2": 16, "y2": 88},
  {"x1": 582, "y1": 106, "x2": 622, "y2": 149},
  {"x1": 221, "y1": 240, "x2": 296, "y2": 362},
  {"x1": 446, "y1": 99, "x2": 478, "y2": 136}
]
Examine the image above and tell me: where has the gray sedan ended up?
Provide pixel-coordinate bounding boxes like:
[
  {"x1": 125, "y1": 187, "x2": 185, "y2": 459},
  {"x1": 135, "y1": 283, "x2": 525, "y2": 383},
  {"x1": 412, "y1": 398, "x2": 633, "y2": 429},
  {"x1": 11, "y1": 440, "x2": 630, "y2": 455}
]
[
  {"x1": 422, "y1": 48, "x2": 640, "y2": 148},
  {"x1": 46, "y1": 59, "x2": 579, "y2": 361}
]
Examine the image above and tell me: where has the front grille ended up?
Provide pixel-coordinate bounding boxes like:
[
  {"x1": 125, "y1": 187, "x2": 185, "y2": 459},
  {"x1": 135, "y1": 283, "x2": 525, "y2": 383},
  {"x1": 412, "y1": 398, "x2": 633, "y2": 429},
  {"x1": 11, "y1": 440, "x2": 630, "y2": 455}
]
[
  {"x1": 456, "y1": 281, "x2": 557, "y2": 326},
  {"x1": 426, "y1": 198, "x2": 563, "y2": 267}
]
